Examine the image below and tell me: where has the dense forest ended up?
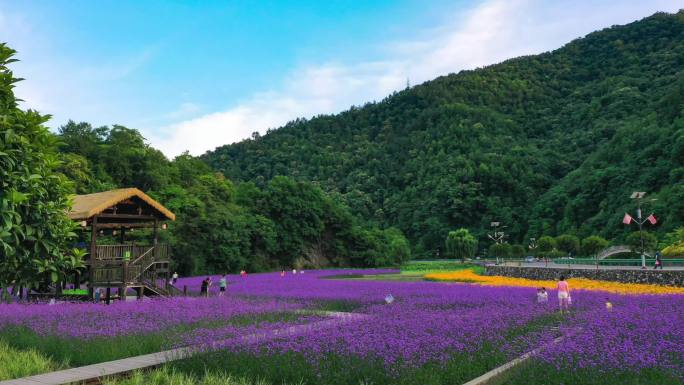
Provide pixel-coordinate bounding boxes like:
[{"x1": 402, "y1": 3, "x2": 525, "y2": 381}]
[
  {"x1": 204, "y1": 11, "x2": 684, "y2": 257},
  {"x1": 55, "y1": 121, "x2": 410, "y2": 274}
]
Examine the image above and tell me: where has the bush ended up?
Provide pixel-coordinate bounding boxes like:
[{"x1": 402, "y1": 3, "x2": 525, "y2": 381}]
[
  {"x1": 536, "y1": 236, "x2": 556, "y2": 254},
  {"x1": 581, "y1": 235, "x2": 609, "y2": 257},
  {"x1": 547, "y1": 250, "x2": 567, "y2": 259},
  {"x1": 661, "y1": 243, "x2": 684, "y2": 257},
  {"x1": 626, "y1": 231, "x2": 657, "y2": 253},
  {"x1": 511, "y1": 244, "x2": 526, "y2": 258},
  {"x1": 489, "y1": 243, "x2": 512, "y2": 258},
  {"x1": 555, "y1": 235, "x2": 580, "y2": 256}
]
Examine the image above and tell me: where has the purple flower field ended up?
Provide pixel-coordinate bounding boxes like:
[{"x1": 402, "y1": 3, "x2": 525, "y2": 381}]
[{"x1": 0, "y1": 269, "x2": 682, "y2": 384}]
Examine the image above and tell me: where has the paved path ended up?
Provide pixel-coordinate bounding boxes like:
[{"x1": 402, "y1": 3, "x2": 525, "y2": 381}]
[
  {"x1": 462, "y1": 336, "x2": 564, "y2": 385},
  {"x1": 0, "y1": 311, "x2": 367, "y2": 385},
  {"x1": 462, "y1": 326, "x2": 582, "y2": 385}
]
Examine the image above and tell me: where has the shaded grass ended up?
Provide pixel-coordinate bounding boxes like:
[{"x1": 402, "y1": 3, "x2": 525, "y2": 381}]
[
  {"x1": 311, "y1": 300, "x2": 362, "y2": 313},
  {"x1": 167, "y1": 346, "x2": 509, "y2": 385},
  {"x1": 0, "y1": 311, "x2": 311, "y2": 370},
  {"x1": 0, "y1": 326, "x2": 169, "y2": 367},
  {"x1": 503, "y1": 360, "x2": 683, "y2": 385},
  {"x1": 102, "y1": 366, "x2": 295, "y2": 385},
  {"x1": 0, "y1": 341, "x2": 62, "y2": 381}
]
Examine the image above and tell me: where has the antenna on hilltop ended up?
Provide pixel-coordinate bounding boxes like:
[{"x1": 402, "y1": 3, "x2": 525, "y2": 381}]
[{"x1": 406, "y1": 77, "x2": 410, "y2": 89}]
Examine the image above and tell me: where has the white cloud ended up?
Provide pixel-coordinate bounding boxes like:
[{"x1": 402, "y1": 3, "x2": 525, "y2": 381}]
[
  {"x1": 3, "y1": 1, "x2": 682, "y2": 156},
  {"x1": 154, "y1": 0, "x2": 683, "y2": 157}
]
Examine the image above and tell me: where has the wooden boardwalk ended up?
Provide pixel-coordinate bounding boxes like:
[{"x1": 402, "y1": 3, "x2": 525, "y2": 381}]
[
  {"x1": 0, "y1": 311, "x2": 367, "y2": 385},
  {"x1": 0, "y1": 348, "x2": 190, "y2": 385}
]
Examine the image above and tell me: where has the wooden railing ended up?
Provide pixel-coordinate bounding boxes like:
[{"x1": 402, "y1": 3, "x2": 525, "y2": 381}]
[
  {"x1": 90, "y1": 244, "x2": 170, "y2": 284},
  {"x1": 93, "y1": 244, "x2": 170, "y2": 261}
]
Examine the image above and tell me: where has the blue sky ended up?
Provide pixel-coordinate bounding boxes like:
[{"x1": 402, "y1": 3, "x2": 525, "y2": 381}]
[{"x1": 1, "y1": 0, "x2": 682, "y2": 156}]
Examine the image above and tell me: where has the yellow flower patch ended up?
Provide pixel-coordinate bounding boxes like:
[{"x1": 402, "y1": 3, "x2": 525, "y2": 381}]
[{"x1": 424, "y1": 269, "x2": 684, "y2": 295}]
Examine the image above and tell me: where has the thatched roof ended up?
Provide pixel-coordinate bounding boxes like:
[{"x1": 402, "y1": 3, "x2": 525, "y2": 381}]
[{"x1": 68, "y1": 188, "x2": 176, "y2": 221}]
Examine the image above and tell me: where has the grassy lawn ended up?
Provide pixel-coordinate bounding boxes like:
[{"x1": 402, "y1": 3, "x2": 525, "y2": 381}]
[
  {"x1": 333, "y1": 260, "x2": 484, "y2": 281},
  {"x1": 502, "y1": 361, "x2": 684, "y2": 385},
  {"x1": 0, "y1": 341, "x2": 62, "y2": 381}
]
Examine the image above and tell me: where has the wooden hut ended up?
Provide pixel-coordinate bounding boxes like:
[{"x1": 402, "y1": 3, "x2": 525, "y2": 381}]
[{"x1": 69, "y1": 188, "x2": 177, "y2": 299}]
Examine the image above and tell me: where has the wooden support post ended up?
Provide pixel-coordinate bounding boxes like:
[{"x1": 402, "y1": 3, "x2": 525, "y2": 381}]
[
  {"x1": 120, "y1": 227, "x2": 125, "y2": 244},
  {"x1": 137, "y1": 287, "x2": 143, "y2": 300},
  {"x1": 119, "y1": 286, "x2": 126, "y2": 301},
  {"x1": 152, "y1": 218, "x2": 159, "y2": 263},
  {"x1": 88, "y1": 216, "x2": 98, "y2": 298},
  {"x1": 74, "y1": 271, "x2": 80, "y2": 290},
  {"x1": 105, "y1": 287, "x2": 111, "y2": 305},
  {"x1": 183, "y1": 285, "x2": 188, "y2": 296}
]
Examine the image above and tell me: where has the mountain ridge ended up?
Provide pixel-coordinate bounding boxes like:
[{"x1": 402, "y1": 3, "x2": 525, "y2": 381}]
[{"x1": 203, "y1": 11, "x2": 684, "y2": 255}]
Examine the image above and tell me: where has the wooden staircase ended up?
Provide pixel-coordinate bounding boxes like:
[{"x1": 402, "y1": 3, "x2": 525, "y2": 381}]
[
  {"x1": 127, "y1": 246, "x2": 171, "y2": 297},
  {"x1": 90, "y1": 244, "x2": 176, "y2": 298}
]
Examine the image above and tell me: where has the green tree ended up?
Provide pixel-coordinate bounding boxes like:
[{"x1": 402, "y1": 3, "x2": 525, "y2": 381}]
[
  {"x1": 662, "y1": 227, "x2": 684, "y2": 247},
  {"x1": 626, "y1": 231, "x2": 658, "y2": 254},
  {"x1": 489, "y1": 243, "x2": 512, "y2": 259},
  {"x1": 444, "y1": 228, "x2": 478, "y2": 262},
  {"x1": 511, "y1": 244, "x2": 526, "y2": 258},
  {"x1": 661, "y1": 227, "x2": 684, "y2": 257},
  {"x1": 0, "y1": 44, "x2": 77, "y2": 294},
  {"x1": 385, "y1": 227, "x2": 411, "y2": 264},
  {"x1": 581, "y1": 235, "x2": 609, "y2": 257},
  {"x1": 537, "y1": 236, "x2": 556, "y2": 255},
  {"x1": 555, "y1": 234, "x2": 580, "y2": 256}
]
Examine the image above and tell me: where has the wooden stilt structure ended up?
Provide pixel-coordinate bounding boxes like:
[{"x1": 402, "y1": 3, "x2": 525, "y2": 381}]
[{"x1": 68, "y1": 188, "x2": 179, "y2": 299}]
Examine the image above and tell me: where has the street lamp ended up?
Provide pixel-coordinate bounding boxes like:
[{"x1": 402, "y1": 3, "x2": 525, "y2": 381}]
[
  {"x1": 488, "y1": 222, "x2": 507, "y2": 264},
  {"x1": 625, "y1": 192, "x2": 657, "y2": 269},
  {"x1": 529, "y1": 237, "x2": 541, "y2": 266},
  {"x1": 487, "y1": 222, "x2": 507, "y2": 244}
]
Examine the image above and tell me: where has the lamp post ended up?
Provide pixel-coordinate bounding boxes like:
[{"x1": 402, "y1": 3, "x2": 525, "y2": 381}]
[
  {"x1": 626, "y1": 192, "x2": 657, "y2": 269},
  {"x1": 488, "y1": 222, "x2": 507, "y2": 264},
  {"x1": 529, "y1": 237, "x2": 539, "y2": 265}
]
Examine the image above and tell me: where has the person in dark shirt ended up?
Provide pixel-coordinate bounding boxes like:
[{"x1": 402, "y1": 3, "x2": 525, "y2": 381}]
[{"x1": 200, "y1": 278, "x2": 209, "y2": 297}]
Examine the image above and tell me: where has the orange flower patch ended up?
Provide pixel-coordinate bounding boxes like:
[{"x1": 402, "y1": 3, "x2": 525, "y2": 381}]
[{"x1": 424, "y1": 269, "x2": 684, "y2": 295}]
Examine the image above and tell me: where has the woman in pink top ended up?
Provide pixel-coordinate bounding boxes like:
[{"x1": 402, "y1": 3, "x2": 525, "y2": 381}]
[{"x1": 557, "y1": 275, "x2": 570, "y2": 313}]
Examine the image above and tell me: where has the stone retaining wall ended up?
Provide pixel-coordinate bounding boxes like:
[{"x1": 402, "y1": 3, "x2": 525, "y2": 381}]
[{"x1": 484, "y1": 265, "x2": 684, "y2": 287}]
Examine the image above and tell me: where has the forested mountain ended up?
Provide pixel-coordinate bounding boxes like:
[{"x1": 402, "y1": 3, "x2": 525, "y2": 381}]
[{"x1": 203, "y1": 11, "x2": 684, "y2": 256}]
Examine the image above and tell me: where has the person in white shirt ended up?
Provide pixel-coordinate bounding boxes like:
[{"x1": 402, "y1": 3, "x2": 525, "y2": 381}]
[{"x1": 537, "y1": 287, "x2": 548, "y2": 303}]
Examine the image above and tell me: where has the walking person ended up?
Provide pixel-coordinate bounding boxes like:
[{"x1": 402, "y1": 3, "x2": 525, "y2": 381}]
[
  {"x1": 200, "y1": 278, "x2": 209, "y2": 298},
  {"x1": 654, "y1": 252, "x2": 663, "y2": 270},
  {"x1": 557, "y1": 276, "x2": 571, "y2": 314},
  {"x1": 172, "y1": 272, "x2": 179, "y2": 284},
  {"x1": 219, "y1": 274, "x2": 227, "y2": 297}
]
